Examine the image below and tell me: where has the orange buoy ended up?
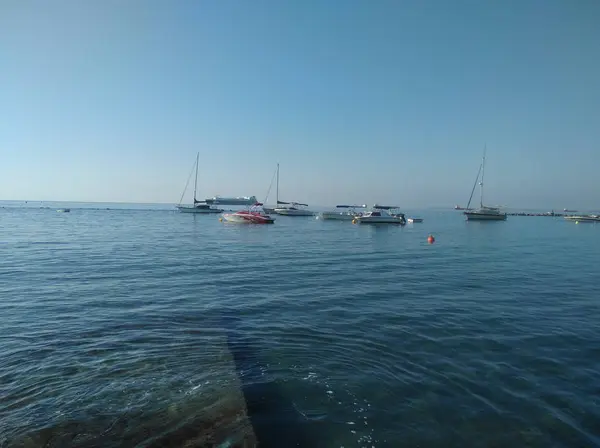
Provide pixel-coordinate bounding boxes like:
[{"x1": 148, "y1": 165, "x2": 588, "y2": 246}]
[{"x1": 427, "y1": 234, "x2": 435, "y2": 244}]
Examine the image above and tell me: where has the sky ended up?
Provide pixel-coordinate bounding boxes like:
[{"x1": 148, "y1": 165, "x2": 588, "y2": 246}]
[{"x1": 1, "y1": 0, "x2": 599, "y2": 209}]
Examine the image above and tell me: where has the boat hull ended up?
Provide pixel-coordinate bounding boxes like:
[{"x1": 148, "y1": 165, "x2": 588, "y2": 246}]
[
  {"x1": 275, "y1": 208, "x2": 314, "y2": 216},
  {"x1": 177, "y1": 206, "x2": 223, "y2": 214},
  {"x1": 564, "y1": 215, "x2": 600, "y2": 223},
  {"x1": 221, "y1": 212, "x2": 275, "y2": 224},
  {"x1": 465, "y1": 211, "x2": 507, "y2": 221},
  {"x1": 356, "y1": 217, "x2": 404, "y2": 224},
  {"x1": 320, "y1": 212, "x2": 357, "y2": 221}
]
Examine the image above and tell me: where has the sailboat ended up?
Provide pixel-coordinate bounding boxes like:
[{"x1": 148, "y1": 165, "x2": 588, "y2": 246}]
[
  {"x1": 264, "y1": 163, "x2": 314, "y2": 216},
  {"x1": 270, "y1": 163, "x2": 314, "y2": 216},
  {"x1": 262, "y1": 164, "x2": 279, "y2": 214},
  {"x1": 176, "y1": 153, "x2": 223, "y2": 214},
  {"x1": 464, "y1": 148, "x2": 507, "y2": 221}
]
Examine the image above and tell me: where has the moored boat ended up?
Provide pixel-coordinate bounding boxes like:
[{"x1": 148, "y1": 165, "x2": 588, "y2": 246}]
[
  {"x1": 264, "y1": 163, "x2": 314, "y2": 216},
  {"x1": 320, "y1": 204, "x2": 366, "y2": 220},
  {"x1": 354, "y1": 205, "x2": 406, "y2": 224},
  {"x1": 564, "y1": 215, "x2": 600, "y2": 223},
  {"x1": 463, "y1": 148, "x2": 507, "y2": 221},
  {"x1": 274, "y1": 202, "x2": 314, "y2": 216},
  {"x1": 176, "y1": 153, "x2": 224, "y2": 214},
  {"x1": 407, "y1": 217, "x2": 423, "y2": 223}
]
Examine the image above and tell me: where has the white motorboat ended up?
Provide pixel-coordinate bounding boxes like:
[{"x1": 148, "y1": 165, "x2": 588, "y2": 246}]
[
  {"x1": 407, "y1": 217, "x2": 423, "y2": 223},
  {"x1": 354, "y1": 205, "x2": 406, "y2": 224},
  {"x1": 176, "y1": 153, "x2": 224, "y2": 214},
  {"x1": 56, "y1": 208, "x2": 70, "y2": 213},
  {"x1": 320, "y1": 204, "x2": 366, "y2": 220},
  {"x1": 463, "y1": 147, "x2": 507, "y2": 221}
]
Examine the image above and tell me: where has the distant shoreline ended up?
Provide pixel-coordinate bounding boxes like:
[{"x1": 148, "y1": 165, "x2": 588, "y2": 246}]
[{"x1": 1, "y1": 200, "x2": 597, "y2": 216}]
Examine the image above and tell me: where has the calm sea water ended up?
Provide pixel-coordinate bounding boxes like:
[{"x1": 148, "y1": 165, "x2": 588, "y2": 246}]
[{"x1": 1, "y1": 202, "x2": 599, "y2": 447}]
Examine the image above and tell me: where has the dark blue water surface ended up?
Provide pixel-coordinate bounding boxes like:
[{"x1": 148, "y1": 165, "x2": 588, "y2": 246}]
[{"x1": 1, "y1": 203, "x2": 599, "y2": 447}]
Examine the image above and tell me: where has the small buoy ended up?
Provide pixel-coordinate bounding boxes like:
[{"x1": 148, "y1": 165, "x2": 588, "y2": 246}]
[
  {"x1": 575, "y1": 221, "x2": 579, "y2": 224},
  {"x1": 427, "y1": 235, "x2": 435, "y2": 244},
  {"x1": 219, "y1": 217, "x2": 223, "y2": 222},
  {"x1": 352, "y1": 219, "x2": 357, "y2": 224}
]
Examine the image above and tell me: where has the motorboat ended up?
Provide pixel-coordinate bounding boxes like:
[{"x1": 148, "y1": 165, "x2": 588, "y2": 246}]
[
  {"x1": 407, "y1": 217, "x2": 423, "y2": 223},
  {"x1": 176, "y1": 153, "x2": 224, "y2": 214},
  {"x1": 463, "y1": 148, "x2": 507, "y2": 221},
  {"x1": 564, "y1": 215, "x2": 600, "y2": 223},
  {"x1": 221, "y1": 202, "x2": 275, "y2": 224},
  {"x1": 354, "y1": 205, "x2": 406, "y2": 224},
  {"x1": 204, "y1": 195, "x2": 257, "y2": 205},
  {"x1": 56, "y1": 208, "x2": 70, "y2": 213},
  {"x1": 274, "y1": 202, "x2": 314, "y2": 216},
  {"x1": 320, "y1": 204, "x2": 366, "y2": 221}
]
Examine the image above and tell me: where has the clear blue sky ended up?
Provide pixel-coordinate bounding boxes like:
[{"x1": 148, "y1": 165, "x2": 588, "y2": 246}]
[{"x1": 1, "y1": 0, "x2": 598, "y2": 208}]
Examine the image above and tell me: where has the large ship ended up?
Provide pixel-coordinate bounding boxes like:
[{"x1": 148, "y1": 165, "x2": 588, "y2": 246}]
[{"x1": 204, "y1": 195, "x2": 257, "y2": 205}]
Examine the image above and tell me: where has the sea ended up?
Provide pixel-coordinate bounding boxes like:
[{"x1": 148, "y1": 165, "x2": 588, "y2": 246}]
[{"x1": 1, "y1": 201, "x2": 599, "y2": 447}]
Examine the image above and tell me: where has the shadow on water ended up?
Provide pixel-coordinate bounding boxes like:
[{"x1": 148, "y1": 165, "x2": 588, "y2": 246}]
[
  {"x1": 4, "y1": 311, "x2": 316, "y2": 448},
  {"x1": 221, "y1": 311, "x2": 318, "y2": 448}
]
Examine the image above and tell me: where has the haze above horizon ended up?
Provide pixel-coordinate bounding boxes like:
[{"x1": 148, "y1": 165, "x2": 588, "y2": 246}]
[{"x1": 1, "y1": 0, "x2": 598, "y2": 209}]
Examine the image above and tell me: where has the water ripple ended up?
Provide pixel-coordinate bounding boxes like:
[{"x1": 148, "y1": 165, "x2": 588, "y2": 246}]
[{"x1": 1, "y1": 208, "x2": 600, "y2": 447}]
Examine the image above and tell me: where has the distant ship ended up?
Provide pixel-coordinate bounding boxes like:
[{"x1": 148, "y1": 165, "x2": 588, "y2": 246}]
[
  {"x1": 204, "y1": 195, "x2": 257, "y2": 205},
  {"x1": 564, "y1": 208, "x2": 577, "y2": 213}
]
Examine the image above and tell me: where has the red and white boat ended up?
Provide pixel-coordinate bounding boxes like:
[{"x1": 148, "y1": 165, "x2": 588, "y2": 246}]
[{"x1": 220, "y1": 203, "x2": 275, "y2": 224}]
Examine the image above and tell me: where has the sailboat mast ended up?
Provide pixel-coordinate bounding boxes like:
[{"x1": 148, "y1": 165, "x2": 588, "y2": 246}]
[
  {"x1": 480, "y1": 147, "x2": 486, "y2": 207},
  {"x1": 193, "y1": 152, "x2": 199, "y2": 203},
  {"x1": 466, "y1": 162, "x2": 482, "y2": 210},
  {"x1": 276, "y1": 163, "x2": 279, "y2": 203}
]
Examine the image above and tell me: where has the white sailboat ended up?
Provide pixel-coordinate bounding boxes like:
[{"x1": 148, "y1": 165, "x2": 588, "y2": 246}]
[
  {"x1": 265, "y1": 163, "x2": 314, "y2": 216},
  {"x1": 464, "y1": 148, "x2": 507, "y2": 221},
  {"x1": 262, "y1": 163, "x2": 279, "y2": 214},
  {"x1": 176, "y1": 153, "x2": 223, "y2": 214}
]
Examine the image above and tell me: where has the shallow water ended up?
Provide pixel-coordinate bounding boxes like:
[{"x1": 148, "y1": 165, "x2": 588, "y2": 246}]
[{"x1": 1, "y1": 204, "x2": 599, "y2": 447}]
